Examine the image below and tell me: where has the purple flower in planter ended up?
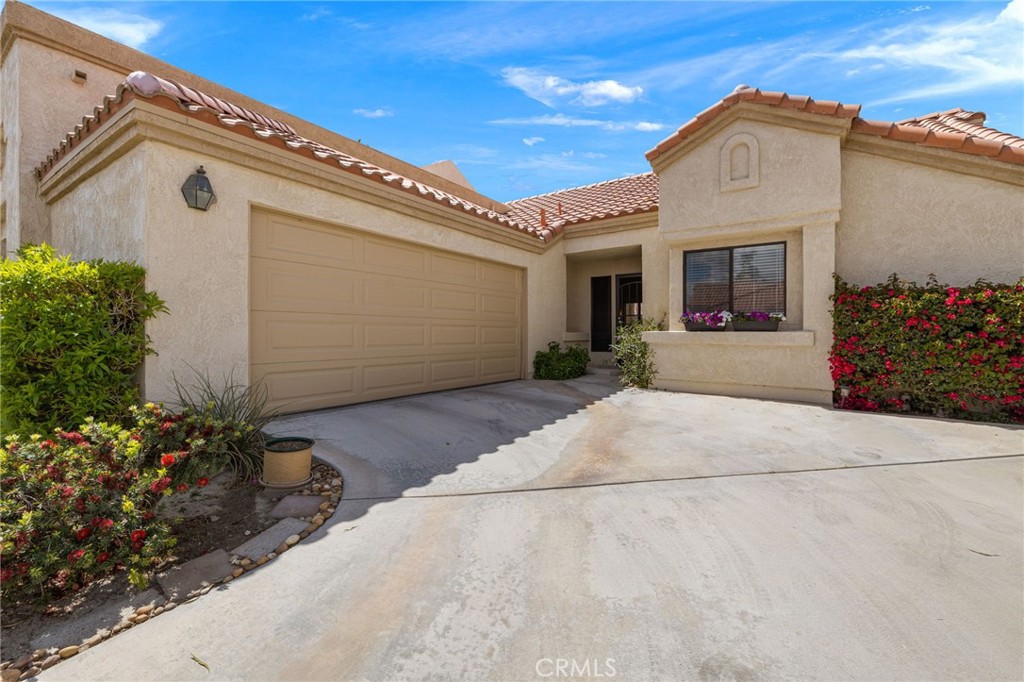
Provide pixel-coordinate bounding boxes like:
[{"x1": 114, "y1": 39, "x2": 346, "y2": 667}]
[
  {"x1": 733, "y1": 311, "x2": 786, "y2": 322},
  {"x1": 680, "y1": 310, "x2": 733, "y2": 328}
]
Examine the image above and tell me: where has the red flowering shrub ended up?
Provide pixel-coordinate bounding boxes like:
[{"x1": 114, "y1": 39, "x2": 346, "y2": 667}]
[
  {"x1": 133, "y1": 402, "x2": 264, "y2": 483},
  {"x1": 830, "y1": 275, "x2": 1024, "y2": 423},
  {"x1": 0, "y1": 421, "x2": 175, "y2": 603}
]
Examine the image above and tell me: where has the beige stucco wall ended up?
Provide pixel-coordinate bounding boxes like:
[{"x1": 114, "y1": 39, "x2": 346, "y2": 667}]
[
  {"x1": 649, "y1": 112, "x2": 842, "y2": 405},
  {"x1": 837, "y1": 148, "x2": 1024, "y2": 286},
  {"x1": 658, "y1": 114, "x2": 843, "y2": 240},
  {"x1": 49, "y1": 144, "x2": 146, "y2": 262},
  {"x1": 1, "y1": 39, "x2": 128, "y2": 248},
  {"x1": 127, "y1": 140, "x2": 562, "y2": 402}
]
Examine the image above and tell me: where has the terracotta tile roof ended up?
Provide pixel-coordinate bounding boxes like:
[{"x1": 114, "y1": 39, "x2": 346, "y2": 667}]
[
  {"x1": 506, "y1": 173, "x2": 659, "y2": 230},
  {"x1": 36, "y1": 72, "x2": 561, "y2": 242},
  {"x1": 647, "y1": 86, "x2": 1024, "y2": 166},
  {"x1": 852, "y1": 108, "x2": 1024, "y2": 164}
]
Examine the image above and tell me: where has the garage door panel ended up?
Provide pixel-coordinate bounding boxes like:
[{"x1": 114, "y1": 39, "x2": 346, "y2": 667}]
[
  {"x1": 430, "y1": 358, "x2": 479, "y2": 384},
  {"x1": 251, "y1": 210, "x2": 523, "y2": 412},
  {"x1": 362, "y1": 279, "x2": 429, "y2": 312},
  {"x1": 259, "y1": 364, "x2": 358, "y2": 411},
  {"x1": 481, "y1": 355, "x2": 519, "y2": 379},
  {"x1": 480, "y1": 292, "x2": 519, "y2": 316},
  {"x1": 364, "y1": 238, "x2": 428, "y2": 275},
  {"x1": 252, "y1": 260, "x2": 360, "y2": 313},
  {"x1": 481, "y1": 263, "x2": 521, "y2": 291},
  {"x1": 251, "y1": 312, "x2": 357, "y2": 364},
  {"x1": 480, "y1": 325, "x2": 519, "y2": 347},
  {"x1": 252, "y1": 213, "x2": 360, "y2": 269},
  {"x1": 431, "y1": 324, "x2": 478, "y2": 347},
  {"x1": 363, "y1": 323, "x2": 428, "y2": 350},
  {"x1": 430, "y1": 253, "x2": 479, "y2": 287}
]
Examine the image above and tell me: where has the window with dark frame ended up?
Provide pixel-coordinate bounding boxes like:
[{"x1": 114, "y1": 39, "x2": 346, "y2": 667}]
[{"x1": 684, "y1": 242, "x2": 786, "y2": 315}]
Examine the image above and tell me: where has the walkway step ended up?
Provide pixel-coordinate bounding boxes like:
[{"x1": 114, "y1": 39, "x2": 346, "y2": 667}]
[
  {"x1": 231, "y1": 518, "x2": 309, "y2": 561},
  {"x1": 157, "y1": 550, "x2": 233, "y2": 601},
  {"x1": 269, "y1": 494, "x2": 325, "y2": 520}
]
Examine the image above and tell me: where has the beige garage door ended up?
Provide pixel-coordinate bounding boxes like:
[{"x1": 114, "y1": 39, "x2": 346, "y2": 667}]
[{"x1": 250, "y1": 210, "x2": 524, "y2": 413}]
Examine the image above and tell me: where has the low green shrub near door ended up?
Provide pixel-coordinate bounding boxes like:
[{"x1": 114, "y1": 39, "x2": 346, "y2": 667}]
[
  {"x1": 830, "y1": 275, "x2": 1024, "y2": 423},
  {"x1": 0, "y1": 244, "x2": 166, "y2": 436},
  {"x1": 533, "y1": 342, "x2": 589, "y2": 380},
  {"x1": 612, "y1": 318, "x2": 664, "y2": 389}
]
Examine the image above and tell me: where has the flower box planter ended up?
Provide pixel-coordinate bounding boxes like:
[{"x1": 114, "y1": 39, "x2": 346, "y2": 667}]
[
  {"x1": 731, "y1": 319, "x2": 780, "y2": 332},
  {"x1": 684, "y1": 321, "x2": 726, "y2": 332},
  {"x1": 261, "y1": 437, "x2": 314, "y2": 488}
]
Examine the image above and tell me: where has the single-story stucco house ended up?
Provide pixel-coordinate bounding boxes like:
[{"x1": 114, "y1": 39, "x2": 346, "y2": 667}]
[{"x1": 3, "y1": 2, "x2": 1022, "y2": 412}]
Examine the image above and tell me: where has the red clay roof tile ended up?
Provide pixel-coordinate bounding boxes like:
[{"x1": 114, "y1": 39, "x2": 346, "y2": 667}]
[
  {"x1": 506, "y1": 173, "x2": 659, "y2": 229},
  {"x1": 37, "y1": 72, "x2": 563, "y2": 241},
  {"x1": 648, "y1": 86, "x2": 1023, "y2": 166}
]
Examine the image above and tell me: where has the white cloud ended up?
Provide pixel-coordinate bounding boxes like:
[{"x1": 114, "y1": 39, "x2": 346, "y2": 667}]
[
  {"x1": 829, "y1": 0, "x2": 1023, "y2": 103},
  {"x1": 300, "y1": 8, "x2": 332, "y2": 22},
  {"x1": 50, "y1": 8, "x2": 163, "y2": 49},
  {"x1": 502, "y1": 67, "x2": 643, "y2": 107},
  {"x1": 492, "y1": 114, "x2": 664, "y2": 132},
  {"x1": 353, "y1": 108, "x2": 393, "y2": 119},
  {"x1": 506, "y1": 154, "x2": 602, "y2": 173},
  {"x1": 522, "y1": 137, "x2": 545, "y2": 146}
]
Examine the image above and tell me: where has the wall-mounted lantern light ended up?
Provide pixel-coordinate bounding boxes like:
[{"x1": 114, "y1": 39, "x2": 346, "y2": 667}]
[{"x1": 181, "y1": 165, "x2": 216, "y2": 210}]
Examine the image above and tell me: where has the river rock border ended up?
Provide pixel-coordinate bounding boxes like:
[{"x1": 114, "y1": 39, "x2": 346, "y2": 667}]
[{"x1": 0, "y1": 461, "x2": 343, "y2": 681}]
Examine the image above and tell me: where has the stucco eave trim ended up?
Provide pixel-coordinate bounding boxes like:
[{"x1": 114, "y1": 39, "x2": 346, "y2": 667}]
[
  {"x1": 660, "y1": 209, "x2": 840, "y2": 245},
  {"x1": 650, "y1": 104, "x2": 852, "y2": 174},
  {"x1": 38, "y1": 100, "x2": 144, "y2": 203},
  {"x1": 562, "y1": 211, "x2": 659, "y2": 239},
  {"x1": 844, "y1": 135, "x2": 1024, "y2": 187},
  {"x1": 41, "y1": 101, "x2": 548, "y2": 253}
]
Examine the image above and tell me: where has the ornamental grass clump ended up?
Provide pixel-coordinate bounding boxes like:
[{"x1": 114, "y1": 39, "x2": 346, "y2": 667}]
[{"x1": 830, "y1": 274, "x2": 1024, "y2": 423}]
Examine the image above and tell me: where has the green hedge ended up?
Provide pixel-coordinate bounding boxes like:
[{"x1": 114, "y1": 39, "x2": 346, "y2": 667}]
[
  {"x1": 0, "y1": 245, "x2": 166, "y2": 436},
  {"x1": 533, "y1": 341, "x2": 589, "y2": 380},
  {"x1": 830, "y1": 275, "x2": 1023, "y2": 423}
]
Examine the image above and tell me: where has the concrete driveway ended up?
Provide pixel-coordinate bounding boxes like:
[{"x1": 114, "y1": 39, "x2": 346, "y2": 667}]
[{"x1": 46, "y1": 376, "x2": 1023, "y2": 681}]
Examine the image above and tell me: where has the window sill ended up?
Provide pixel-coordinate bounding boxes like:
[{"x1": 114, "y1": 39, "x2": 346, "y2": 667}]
[{"x1": 642, "y1": 330, "x2": 815, "y2": 347}]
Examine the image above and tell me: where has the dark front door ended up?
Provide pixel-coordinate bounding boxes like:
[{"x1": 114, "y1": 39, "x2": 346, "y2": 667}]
[
  {"x1": 591, "y1": 276, "x2": 612, "y2": 352},
  {"x1": 617, "y1": 274, "x2": 643, "y2": 328}
]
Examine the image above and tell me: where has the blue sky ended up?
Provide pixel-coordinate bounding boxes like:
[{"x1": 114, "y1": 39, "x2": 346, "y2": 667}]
[{"x1": 27, "y1": 0, "x2": 1024, "y2": 201}]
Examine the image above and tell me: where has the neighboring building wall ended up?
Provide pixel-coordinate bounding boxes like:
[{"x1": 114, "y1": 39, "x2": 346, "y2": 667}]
[
  {"x1": 837, "y1": 148, "x2": 1024, "y2": 286},
  {"x1": 1, "y1": 39, "x2": 128, "y2": 248},
  {"x1": 56, "y1": 131, "x2": 561, "y2": 399},
  {"x1": 647, "y1": 112, "x2": 845, "y2": 405}
]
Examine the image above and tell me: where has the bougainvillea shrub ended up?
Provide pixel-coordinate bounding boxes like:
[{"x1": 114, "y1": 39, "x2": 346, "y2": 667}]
[
  {"x1": 134, "y1": 402, "x2": 263, "y2": 483},
  {"x1": 0, "y1": 422, "x2": 175, "y2": 603},
  {"x1": 830, "y1": 275, "x2": 1024, "y2": 423},
  {"x1": 0, "y1": 405, "x2": 252, "y2": 604}
]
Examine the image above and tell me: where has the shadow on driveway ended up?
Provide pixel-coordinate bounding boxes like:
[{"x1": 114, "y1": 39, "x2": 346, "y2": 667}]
[{"x1": 266, "y1": 374, "x2": 622, "y2": 526}]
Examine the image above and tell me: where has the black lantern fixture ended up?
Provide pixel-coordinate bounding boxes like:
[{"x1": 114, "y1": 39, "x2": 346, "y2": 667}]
[{"x1": 181, "y1": 165, "x2": 216, "y2": 210}]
